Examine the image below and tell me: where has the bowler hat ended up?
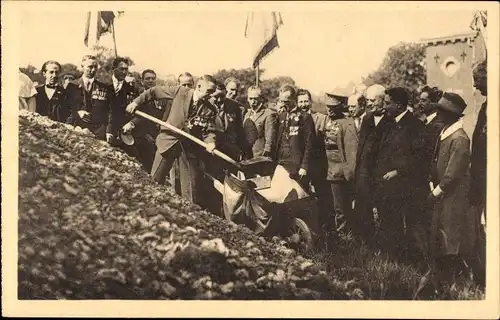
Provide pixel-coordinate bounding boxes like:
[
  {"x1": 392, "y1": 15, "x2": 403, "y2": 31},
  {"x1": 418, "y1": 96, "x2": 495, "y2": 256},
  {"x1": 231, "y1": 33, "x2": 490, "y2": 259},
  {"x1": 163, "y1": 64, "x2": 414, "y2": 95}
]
[{"x1": 437, "y1": 92, "x2": 467, "y2": 116}]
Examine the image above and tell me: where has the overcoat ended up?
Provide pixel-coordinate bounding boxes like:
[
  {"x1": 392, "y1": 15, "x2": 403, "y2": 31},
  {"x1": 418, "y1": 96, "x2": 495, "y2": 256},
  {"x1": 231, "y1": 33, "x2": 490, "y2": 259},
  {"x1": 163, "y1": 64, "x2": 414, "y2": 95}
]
[{"x1": 430, "y1": 121, "x2": 476, "y2": 256}]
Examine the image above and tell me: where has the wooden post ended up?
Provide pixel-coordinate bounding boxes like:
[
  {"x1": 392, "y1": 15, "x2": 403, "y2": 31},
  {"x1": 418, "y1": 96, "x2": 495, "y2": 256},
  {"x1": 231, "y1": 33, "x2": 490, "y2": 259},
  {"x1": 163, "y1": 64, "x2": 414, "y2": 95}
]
[{"x1": 112, "y1": 21, "x2": 118, "y2": 57}]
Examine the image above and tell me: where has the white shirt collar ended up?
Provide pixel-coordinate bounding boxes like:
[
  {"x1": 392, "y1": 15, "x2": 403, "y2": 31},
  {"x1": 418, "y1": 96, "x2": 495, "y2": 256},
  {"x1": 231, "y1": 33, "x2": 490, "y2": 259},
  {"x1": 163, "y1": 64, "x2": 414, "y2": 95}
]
[
  {"x1": 45, "y1": 86, "x2": 56, "y2": 99},
  {"x1": 407, "y1": 106, "x2": 414, "y2": 113},
  {"x1": 82, "y1": 76, "x2": 94, "y2": 86},
  {"x1": 440, "y1": 119, "x2": 464, "y2": 141},
  {"x1": 112, "y1": 75, "x2": 123, "y2": 88},
  {"x1": 359, "y1": 112, "x2": 366, "y2": 122},
  {"x1": 426, "y1": 112, "x2": 437, "y2": 124},
  {"x1": 395, "y1": 110, "x2": 408, "y2": 123},
  {"x1": 374, "y1": 114, "x2": 383, "y2": 126}
]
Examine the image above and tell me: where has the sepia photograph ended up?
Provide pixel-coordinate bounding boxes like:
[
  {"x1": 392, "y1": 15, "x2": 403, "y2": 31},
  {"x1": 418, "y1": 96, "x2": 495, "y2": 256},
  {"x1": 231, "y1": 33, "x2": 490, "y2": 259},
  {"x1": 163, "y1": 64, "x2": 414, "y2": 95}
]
[{"x1": 2, "y1": 1, "x2": 499, "y2": 318}]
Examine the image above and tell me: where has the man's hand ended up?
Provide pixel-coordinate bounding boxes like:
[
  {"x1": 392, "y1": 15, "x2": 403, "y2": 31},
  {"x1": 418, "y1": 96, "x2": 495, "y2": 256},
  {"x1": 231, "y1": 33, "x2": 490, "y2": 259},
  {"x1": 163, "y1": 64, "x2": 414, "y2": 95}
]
[
  {"x1": 298, "y1": 168, "x2": 307, "y2": 177},
  {"x1": 205, "y1": 142, "x2": 216, "y2": 154},
  {"x1": 383, "y1": 170, "x2": 398, "y2": 180},
  {"x1": 106, "y1": 133, "x2": 114, "y2": 144},
  {"x1": 122, "y1": 121, "x2": 135, "y2": 134},
  {"x1": 126, "y1": 102, "x2": 138, "y2": 114},
  {"x1": 77, "y1": 110, "x2": 91, "y2": 123}
]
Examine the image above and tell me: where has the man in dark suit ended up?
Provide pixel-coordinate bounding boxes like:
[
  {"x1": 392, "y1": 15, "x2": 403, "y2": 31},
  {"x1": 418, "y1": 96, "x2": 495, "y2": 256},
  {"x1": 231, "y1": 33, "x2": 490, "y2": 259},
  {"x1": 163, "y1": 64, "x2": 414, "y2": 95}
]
[
  {"x1": 337, "y1": 93, "x2": 367, "y2": 232},
  {"x1": 110, "y1": 57, "x2": 139, "y2": 136},
  {"x1": 353, "y1": 84, "x2": 388, "y2": 245},
  {"x1": 123, "y1": 69, "x2": 167, "y2": 173},
  {"x1": 210, "y1": 82, "x2": 249, "y2": 162},
  {"x1": 373, "y1": 87, "x2": 426, "y2": 260},
  {"x1": 202, "y1": 82, "x2": 249, "y2": 216},
  {"x1": 35, "y1": 60, "x2": 72, "y2": 123},
  {"x1": 468, "y1": 59, "x2": 487, "y2": 287},
  {"x1": 275, "y1": 85, "x2": 315, "y2": 189},
  {"x1": 66, "y1": 55, "x2": 114, "y2": 143},
  {"x1": 126, "y1": 75, "x2": 218, "y2": 206}
]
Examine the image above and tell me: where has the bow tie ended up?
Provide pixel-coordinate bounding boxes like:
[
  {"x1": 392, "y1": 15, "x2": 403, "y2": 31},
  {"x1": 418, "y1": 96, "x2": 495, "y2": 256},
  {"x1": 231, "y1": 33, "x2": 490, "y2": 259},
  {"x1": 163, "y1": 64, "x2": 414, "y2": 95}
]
[{"x1": 46, "y1": 84, "x2": 58, "y2": 89}]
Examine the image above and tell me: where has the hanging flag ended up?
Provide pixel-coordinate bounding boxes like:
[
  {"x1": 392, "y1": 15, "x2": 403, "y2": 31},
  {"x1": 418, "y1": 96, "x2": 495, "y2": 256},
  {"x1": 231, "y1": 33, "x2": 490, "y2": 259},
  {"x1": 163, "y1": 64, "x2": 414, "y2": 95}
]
[
  {"x1": 84, "y1": 11, "x2": 124, "y2": 48},
  {"x1": 244, "y1": 12, "x2": 284, "y2": 68}
]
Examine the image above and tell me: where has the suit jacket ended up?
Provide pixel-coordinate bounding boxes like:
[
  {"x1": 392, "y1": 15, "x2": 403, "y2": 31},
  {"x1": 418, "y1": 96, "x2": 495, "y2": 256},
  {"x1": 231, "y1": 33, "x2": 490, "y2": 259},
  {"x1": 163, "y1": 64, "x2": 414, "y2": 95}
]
[
  {"x1": 308, "y1": 112, "x2": 329, "y2": 181},
  {"x1": 243, "y1": 104, "x2": 278, "y2": 158},
  {"x1": 469, "y1": 102, "x2": 487, "y2": 206},
  {"x1": 274, "y1": 108, "x2": 315, "y2": 174},
  {"x1": 110, "y1": 80, "x2": 139, "y2": 134},
  {"x1": 133, "y1": 85, "x2": 217, "y2": 154},
  {"x1": 373, "y1": 111, "x2": 426, "y2": 200},
  {"x1": 66, "y1": 79, "x2": 114, "y2": 134},
  {"x1": 337, "y1": 117, "x2": 360, "y2": 182},
  {"x1": 35, "y1": 84, "x2": 71, "y2": 123},
  {"x1": 212, "y1": 97, "x2": 249, "y2": 160},
  {"x1": 130, "y1": 93, "x2": 172, "y2": 139},
  {"x1": 355, "y1": 112, "x2": 391, "y2": 199}
]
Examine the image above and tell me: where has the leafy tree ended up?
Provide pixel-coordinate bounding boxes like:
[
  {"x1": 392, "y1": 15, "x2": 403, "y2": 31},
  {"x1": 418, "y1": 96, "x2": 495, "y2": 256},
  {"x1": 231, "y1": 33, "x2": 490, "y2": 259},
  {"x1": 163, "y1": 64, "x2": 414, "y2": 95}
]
[{"x1": 363, "y1": 42, "x2": 426, "y2": 98}]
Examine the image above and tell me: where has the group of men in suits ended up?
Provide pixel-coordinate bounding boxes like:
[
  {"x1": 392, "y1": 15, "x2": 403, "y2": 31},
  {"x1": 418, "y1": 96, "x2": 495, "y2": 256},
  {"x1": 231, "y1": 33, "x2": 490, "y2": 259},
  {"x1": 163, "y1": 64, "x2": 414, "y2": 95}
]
[
  {"x1": 23, "y1": 55, "x2": 487, "y2": 290},
  {"x1": 331, "y1": 74, "x2": 487, "y2": 290}
]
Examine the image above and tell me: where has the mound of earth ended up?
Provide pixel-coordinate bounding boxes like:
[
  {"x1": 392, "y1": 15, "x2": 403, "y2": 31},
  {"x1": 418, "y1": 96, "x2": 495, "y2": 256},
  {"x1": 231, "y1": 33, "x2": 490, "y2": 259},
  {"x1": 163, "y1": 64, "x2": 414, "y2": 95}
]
[{"x1": 18, "y1": 111, "x2": 363, "y2": 300}]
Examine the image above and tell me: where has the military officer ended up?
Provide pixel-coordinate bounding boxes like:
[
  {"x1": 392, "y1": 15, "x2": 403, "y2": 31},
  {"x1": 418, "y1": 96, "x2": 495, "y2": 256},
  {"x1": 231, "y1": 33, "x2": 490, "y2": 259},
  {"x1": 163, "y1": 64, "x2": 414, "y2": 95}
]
[{"x1": 323, "y1": 90, "x2": 350, "y2": 243}]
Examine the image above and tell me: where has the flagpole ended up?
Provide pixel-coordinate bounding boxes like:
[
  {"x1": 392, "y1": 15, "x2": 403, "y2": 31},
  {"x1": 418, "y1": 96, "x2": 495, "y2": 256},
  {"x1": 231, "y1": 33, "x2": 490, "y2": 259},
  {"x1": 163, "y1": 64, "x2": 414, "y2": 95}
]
[
  {"x1": 256, "y1": 63, "x2": 259, "y2": 87},
  {"x1": 111, "y1": 21, "x2": 118, "y2": 57}
]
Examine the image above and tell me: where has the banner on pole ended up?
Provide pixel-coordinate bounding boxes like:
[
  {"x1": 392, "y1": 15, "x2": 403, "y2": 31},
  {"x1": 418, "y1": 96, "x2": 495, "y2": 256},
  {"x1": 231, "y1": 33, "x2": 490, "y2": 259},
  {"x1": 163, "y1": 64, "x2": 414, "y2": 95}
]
[
  {"x1": 244, "y1": 12, "x2": 284, "y2": 69},
  {"x1": 84, "y1": 11, "x2": 123, "y2": 48}
]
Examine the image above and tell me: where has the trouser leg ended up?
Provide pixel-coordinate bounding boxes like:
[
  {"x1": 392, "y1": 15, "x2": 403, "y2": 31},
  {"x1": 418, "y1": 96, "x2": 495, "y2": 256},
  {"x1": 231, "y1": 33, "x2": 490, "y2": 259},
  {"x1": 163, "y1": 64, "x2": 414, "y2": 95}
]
[
  {"x1": 377, "y1": 197, "x2": 406, "y2": 259},
  {"x1": 151, "y1": 145, "x2": 181, "y2": 186},
  {"x1": 177, "y1": 148, "x2": 201, "y2": 205}
]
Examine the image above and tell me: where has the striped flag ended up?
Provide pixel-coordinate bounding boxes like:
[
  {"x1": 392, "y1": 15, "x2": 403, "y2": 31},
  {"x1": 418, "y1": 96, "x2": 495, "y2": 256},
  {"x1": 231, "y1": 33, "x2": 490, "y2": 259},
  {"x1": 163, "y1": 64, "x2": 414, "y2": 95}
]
[
  {"x1": 83, "y1": 11, "x2": 123, "y2": 48},
  {"x1": 244, "y1": 12, "x2": 284, "y2": 68}
]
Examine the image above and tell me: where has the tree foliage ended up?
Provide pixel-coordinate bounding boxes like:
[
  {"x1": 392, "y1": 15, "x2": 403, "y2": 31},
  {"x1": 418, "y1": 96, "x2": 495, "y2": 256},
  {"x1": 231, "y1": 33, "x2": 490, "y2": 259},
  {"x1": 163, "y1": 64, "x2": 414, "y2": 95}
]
[{"x1": 363, "y1": 42, "x2": 426, "y2": 96}]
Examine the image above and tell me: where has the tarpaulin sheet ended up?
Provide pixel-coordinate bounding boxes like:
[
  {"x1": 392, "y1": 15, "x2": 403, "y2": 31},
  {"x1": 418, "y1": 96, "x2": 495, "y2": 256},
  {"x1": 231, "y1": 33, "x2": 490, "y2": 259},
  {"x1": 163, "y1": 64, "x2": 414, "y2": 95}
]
[{"x1": 222, "y1": 165, "x2": 318, "y2": 235}]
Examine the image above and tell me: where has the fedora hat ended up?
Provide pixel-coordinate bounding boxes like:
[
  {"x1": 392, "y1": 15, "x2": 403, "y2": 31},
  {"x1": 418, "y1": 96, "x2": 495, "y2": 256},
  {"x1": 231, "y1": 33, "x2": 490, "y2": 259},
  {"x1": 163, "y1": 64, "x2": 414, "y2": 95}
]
[{"x1": 437, "y1": 92, "x2": 467, "y2": 116}]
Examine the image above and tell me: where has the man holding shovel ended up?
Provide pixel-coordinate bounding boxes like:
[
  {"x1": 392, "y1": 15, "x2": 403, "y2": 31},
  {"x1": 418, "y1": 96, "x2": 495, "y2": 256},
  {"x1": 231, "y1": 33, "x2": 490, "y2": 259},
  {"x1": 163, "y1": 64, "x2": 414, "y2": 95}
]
[{"x1": 126, "y1": 75, "x2": 219, "y2": 206}]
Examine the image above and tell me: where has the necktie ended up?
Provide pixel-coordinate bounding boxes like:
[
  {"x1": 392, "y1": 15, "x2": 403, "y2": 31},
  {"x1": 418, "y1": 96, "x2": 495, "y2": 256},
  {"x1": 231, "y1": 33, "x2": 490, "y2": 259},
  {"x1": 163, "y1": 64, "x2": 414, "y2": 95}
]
[
  {"x1": 423, "y1": 118, "x2": 428, "y2": 125},
  {"x1": 85, "y1": 81, "x2": 92, "y2": 92},
  {"x1": 46, "y1": 84, "x2": 57, "y2": 89},
  {"x1": 115, "y1": 81, "x2": 122, "y2": 94}
]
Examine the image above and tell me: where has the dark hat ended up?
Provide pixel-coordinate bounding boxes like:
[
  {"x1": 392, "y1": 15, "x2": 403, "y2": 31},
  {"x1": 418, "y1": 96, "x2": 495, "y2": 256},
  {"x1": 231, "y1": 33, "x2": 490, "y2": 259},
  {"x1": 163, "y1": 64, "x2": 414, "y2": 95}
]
[
  {"x1": 325, "y1": 91, "x2": 348, "y2": 106},
  {"x1": 437, "y1": 92, "x2": 467, "y2": 115}
]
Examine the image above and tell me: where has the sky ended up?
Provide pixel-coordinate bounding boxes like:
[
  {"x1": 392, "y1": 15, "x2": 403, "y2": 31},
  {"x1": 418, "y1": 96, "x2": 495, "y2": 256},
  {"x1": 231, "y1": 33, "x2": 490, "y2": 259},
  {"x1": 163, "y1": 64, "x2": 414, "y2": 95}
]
[{"x1": 17, "y1": 4, "x2": 478, "y2": 95}]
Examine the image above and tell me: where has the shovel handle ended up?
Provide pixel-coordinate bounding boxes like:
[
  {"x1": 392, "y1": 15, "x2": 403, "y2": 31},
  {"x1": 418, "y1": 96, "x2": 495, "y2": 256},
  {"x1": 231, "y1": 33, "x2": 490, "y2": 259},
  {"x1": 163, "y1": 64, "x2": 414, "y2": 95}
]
[{"x1": 134, "y1": 110, "x2": 241, "y2": 169}]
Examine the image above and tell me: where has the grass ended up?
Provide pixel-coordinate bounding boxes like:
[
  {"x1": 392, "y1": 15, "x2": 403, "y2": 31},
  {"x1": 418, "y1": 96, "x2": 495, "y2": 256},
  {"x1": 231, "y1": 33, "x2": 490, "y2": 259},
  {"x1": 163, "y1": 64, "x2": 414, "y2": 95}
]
[{"x1": 306, "y1": 232, "x2": 485, "y2": 300}]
